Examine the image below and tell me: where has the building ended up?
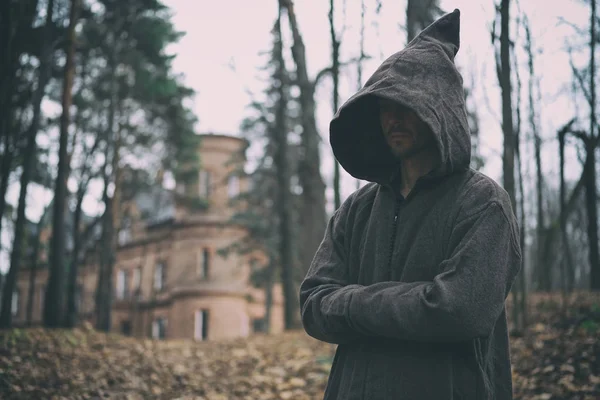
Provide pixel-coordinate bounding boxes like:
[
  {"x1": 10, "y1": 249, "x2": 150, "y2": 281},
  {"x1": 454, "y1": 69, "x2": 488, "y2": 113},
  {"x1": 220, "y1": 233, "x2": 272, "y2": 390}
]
[{"x1": 12, "y1": 133, "x2": 284, "y2": 340}]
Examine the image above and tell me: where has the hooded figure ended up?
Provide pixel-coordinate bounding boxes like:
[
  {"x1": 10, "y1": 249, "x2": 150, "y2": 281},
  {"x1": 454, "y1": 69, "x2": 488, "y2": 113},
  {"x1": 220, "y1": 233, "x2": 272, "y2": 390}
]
[{"x1": 300, "y1": 9, "x2": 521, "y2": 400}]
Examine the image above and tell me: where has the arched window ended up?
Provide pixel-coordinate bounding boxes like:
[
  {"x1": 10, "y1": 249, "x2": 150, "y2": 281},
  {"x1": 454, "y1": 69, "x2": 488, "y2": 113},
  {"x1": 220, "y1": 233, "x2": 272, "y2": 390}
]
[
  {"x1": 198, "y1": 170, "x2": 212, "y2": 198},
  {"x1": 227, "y1": 175, "x2": 240, "y2": 199}
]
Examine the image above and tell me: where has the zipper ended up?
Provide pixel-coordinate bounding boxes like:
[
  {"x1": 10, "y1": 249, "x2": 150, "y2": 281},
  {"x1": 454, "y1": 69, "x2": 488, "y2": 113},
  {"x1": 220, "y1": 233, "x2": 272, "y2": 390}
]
[{"x1": 386, "y1": 198, "x2": 403, "y2": 274}]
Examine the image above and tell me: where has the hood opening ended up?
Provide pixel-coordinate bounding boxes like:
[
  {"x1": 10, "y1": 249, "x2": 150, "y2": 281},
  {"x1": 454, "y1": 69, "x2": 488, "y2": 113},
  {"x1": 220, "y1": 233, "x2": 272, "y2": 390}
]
[{"x1": 329, "y1": 9, "x2": 471, "y2": 185}]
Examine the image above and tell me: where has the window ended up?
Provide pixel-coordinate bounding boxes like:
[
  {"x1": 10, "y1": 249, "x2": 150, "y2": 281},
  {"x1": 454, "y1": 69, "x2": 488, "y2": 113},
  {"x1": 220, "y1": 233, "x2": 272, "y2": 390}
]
[
  {"x1": 121, "y1": 320, "x2": 132, "y2": 336},
  {"x1": 75, "y1": 284, "x2": 83, "y2": 312},
  {"x1": 39, "y1": 285, "x2": 46, "y2": 311},
  {"x1": 154, "y1": 262, "x2": 165, "y2": 291},
  {"x1": 132, "y1": 267, "x2": 141, "y2": 295},
  {"x1": 198, "y1": 170, "x2": 212, "y2": 198},
  {"x1": 194, "y1": 309, "x2": 209, "y2": 341},
  {"x1": 118, "y1": 228, "x2": 132, "y2": 246},
  {"x1": 118, "y1": 217, "x2": 132, "y2": 246},
  {"x1": 253, "y1": 318, "x2": 267, "y2": 333},
  {"x1": 227, "y1": 175, "x2": 240, "y2": 199},
  {"x1": 249, "y1": 258, "x2": 259, "y2": 273},
  {"x1": 116, "y1": 269, "x2": 129, "y2": 299},
  {"x1": 198, "y1": 248, "x2": 210, "y2": 279},
  {"x1": 152, "y1": 317, "x2": 167, "y2": 340},
  {"x1": 11, "y1": 289, "x2": 19, "y2": 317}
]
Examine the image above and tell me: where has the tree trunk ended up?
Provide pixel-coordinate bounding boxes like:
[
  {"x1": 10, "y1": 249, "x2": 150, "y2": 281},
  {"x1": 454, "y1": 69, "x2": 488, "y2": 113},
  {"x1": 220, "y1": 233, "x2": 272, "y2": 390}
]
[
  {"x1": 587, "y1": 0, "x2": 600, "y2": 291},
  {"x1": 406, "y1": 0, "x2": 441, "y2": 43},
  {"x1": 0, "y1": 0, "x2": 55, "y2": 329},
  {"x1": 515, "y1": 114, "x2": 528, "y2": 331},
  {"x1": 497, "y1": 0, "x2": 521, "y2": 333},
  {"x1": 95, "y1": 134, "x2": 121, "y2": 332},
  {"x1": 95, "y1": 83, "x2": 123, "y2": 332},
  {"x1": 355, "y1": 0, "x2": 365, "y2": 192},
  {"x1": 524, "y1": 17, "x2": 548, "y2": 292},
  {"x1": 273, "y1": 8, "x2": 299, "y2": 330},
  {"x1": 499, "y1": 0, "x2": 517, "y2": 212},
  {"x1": 406, "y1": 0, "x2": 418, "y2": 43},
  {"x1": 26, "y1": 231, "x2": 41, "y2": 326},
  {"x1": 131, "y1": 240, "x2": 149, "y2": 336},
  {"x1": 93, "y1": 37, "x2": 116, "y2": 333},
  {"x1": 25, "y1": 232, "x2": 40, "y2": 325},
  {"x1": 0, "y1": 133, "x2": 14, "y2": 241},
  {"x1": 540, "y1": 134, "x2": 591, "y2": 288},
  {"x1": 585, "y1": 141, "x2": 599, "y2": 290},
  {"x1": 558, "y1": 129, "x2": 575, "y2": 309},
  {"x1": 95, "y1": 180, "x2": 114, "y2": 331},
  {"x1": 26, "y1": 206, "x2": 49, "y2": 325},
  {"x1": 95, "y1": 148, "x2": 123, "y2": 332},
  {"x1": 513, "y1": 27, "x2": 528, "y2": 331},
  {"x1": 44, "y1": 0, "x2": 79, "y2": 328},
  {"x1": 64, "y1": 185, "x2": 85, "y2": 327},
  {"x1": 329, "y1": 0, "x2": 341, "y2": 210},
  {"x1": 0, "y1": 0, "x2": 39, "y2": 241},
  {"x1": 263, "y1": 259, "x2": 275, "y2": 334},
  {"x1": 280, "y1": 0, "x2": 327, "y2": 282}
]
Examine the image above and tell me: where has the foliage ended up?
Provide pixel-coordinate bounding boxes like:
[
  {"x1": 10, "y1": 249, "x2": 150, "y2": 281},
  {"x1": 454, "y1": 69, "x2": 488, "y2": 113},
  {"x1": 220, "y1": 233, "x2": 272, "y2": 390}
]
[
  {"x1": 72, "y1": 0, "x2": 199, "y2": 178},
  {"x1": 226, "y1": 17, "x2": 303, "y2": 288},
  {"x1": 175, "y1": 194, "x2": 209, "y2": 212},
  {"x1": 0, "y1": 293, "x2": 599, "y2": 399},
  {"x1": 506, "y1": 292, "x2": 600, "y2": 399}
]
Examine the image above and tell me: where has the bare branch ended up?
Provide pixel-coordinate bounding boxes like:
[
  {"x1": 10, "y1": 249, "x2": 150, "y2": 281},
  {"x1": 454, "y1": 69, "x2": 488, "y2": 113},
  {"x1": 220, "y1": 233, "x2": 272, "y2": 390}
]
[
  {"x1": 569, "y1": 129, "x2": 590, "y2": 143},
  {"x1": 569, "y1": 52, "x2": 593, "y2": 106},
  {"x1": 311, "y1": 56, "x2": 371, "y2": 93},
  {"x1": 557, "y1": 16, "x2": 587, "y2": 35}
]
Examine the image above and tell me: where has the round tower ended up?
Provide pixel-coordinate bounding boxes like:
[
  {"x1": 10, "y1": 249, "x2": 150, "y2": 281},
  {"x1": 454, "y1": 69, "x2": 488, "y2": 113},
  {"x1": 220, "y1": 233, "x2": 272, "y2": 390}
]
[{"x1": 175, "y1": 133, "x2": 249, "y2": 217}]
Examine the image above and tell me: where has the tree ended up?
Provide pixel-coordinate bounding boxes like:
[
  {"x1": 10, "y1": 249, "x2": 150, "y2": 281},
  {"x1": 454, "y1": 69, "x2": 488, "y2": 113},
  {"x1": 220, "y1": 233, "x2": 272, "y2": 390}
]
[
  {"x1": 64, "y1": 53, "x2": 103, "y2": 327},
  {"x1": 329, "y1": 0, "x2": 342, "y2": 210},
  {"x1": 279, "y1": 0, "x2": 328, "y2": 284},
  {"x1": 26, "y1": 204, "x2": 51, "y2": 325},
  {"x1": 0, "y1": 0, "x2": 40, "y2": 266},
  {"x1": 229, "y1": 4, "x2": 306, "y2": 331},
  {"x1": 354, "y1": 0, "x2": 367, "y2": 192},
  {"x1": 558, "y1": 124, "x2": 576, "y2": 300},
  {"x1": 272, "y1": 6, "x2": 298, "y2": 330},
  {"x1": 522, "y1": 15, "x2": 550, "y2": 292},
  {"x1": 65, "y1": 137, "x2": 101, "y2": 327},
  {"x1": 494, "y1": 0, "x2": 525, "y2": 332},
  {"x1": 584, "y1": 0, "x2": 599, "y2": 290},
  {"x1": 0, "y1": 0, "x2": 56, "y2": 329},
  {"x1": 566, "y1": 0, "x2": 600, "y2": 290},
  {"x1": 406, "y1": 0, "x2": 443, "y2": 42},
  {"x1": 44, "y1": 0, "x2": 80, "y2": 328},
  {"x1": 512, "y1": 22, "x2": 528, "y2": 329},
  {"x1": 86, "y1": 0, "x2": 198, "y2": 330}
]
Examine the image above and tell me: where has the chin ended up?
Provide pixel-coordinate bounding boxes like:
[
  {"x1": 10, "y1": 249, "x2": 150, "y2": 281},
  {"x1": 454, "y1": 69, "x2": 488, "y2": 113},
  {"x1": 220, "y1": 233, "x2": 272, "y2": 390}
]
[{"x1": 390, "y1": 147, "x2": 412, "y2": 158}]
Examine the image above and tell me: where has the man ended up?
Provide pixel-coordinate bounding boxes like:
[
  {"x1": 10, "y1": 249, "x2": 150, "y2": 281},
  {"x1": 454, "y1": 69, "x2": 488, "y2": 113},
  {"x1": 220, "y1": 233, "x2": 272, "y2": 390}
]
[{"x1": 299, "y1": 9, "x2": 521, "y2": 400}]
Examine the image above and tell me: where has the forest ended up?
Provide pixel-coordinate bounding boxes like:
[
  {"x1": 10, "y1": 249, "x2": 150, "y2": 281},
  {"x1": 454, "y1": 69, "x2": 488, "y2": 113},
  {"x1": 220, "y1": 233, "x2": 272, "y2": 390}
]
[{"x1": 0, "y1": 0, "x2": 599, "y2": 399}]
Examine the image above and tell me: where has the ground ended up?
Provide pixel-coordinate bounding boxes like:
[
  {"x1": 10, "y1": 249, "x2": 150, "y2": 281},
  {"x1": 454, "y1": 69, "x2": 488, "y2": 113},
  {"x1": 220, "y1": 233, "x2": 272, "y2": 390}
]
[{"x1": 0, "y1": 292, "x2": 598, "y2": 400}]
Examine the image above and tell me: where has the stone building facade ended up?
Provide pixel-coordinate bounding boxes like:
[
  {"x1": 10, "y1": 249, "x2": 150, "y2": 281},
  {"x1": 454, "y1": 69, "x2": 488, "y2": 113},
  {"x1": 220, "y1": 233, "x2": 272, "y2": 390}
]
[{"x1": 13, "y1": 133, "x2": 284, "y2": 340}]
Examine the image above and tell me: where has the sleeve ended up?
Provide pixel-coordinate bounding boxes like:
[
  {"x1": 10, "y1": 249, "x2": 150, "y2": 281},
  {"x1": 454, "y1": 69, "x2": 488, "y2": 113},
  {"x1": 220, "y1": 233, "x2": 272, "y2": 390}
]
[
  {"x1": 299, "y1": 195, "x2": 366, "y2": 345},
  {"x1": 346, "y1": 202, "x2": 522, "y2": 342}
]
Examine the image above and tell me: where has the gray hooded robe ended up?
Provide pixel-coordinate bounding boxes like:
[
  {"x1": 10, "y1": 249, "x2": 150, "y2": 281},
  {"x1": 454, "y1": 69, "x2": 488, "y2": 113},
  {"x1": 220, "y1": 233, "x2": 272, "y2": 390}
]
[{"x1": 299, "y1": 9, "x2": 521, "y2": 400}]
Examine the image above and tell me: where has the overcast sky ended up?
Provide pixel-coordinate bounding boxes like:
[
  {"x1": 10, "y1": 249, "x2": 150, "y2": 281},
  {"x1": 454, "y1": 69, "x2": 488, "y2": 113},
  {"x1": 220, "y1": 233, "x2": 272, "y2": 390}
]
[
  {"x1": 161, "y1": 0, "x2": 588, "y2": 205},
  {"x1": 0, "y1": 0, "x2": 591, "y2": 272}
]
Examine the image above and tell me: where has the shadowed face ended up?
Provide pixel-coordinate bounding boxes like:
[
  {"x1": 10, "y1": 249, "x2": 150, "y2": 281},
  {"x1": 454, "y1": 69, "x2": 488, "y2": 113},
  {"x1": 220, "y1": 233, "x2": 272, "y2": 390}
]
[{"x1": 378, "y1": 98, "x2": 436, "y2": 159}]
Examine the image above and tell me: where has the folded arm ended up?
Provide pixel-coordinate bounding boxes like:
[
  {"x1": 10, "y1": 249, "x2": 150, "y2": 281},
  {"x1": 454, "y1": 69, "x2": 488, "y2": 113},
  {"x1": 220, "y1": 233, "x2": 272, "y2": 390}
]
[
  {"x1": 300, "y1": 200, "x2": 521, "y2": 344},
  {"x1": 299, "y1": 194, "x2": 364, "y2": 345}
]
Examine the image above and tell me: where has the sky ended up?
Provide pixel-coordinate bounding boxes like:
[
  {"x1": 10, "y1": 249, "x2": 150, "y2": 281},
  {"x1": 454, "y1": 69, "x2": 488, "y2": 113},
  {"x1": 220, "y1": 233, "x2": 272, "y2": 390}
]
[
  {"x1": 0, "y1": 0, "x2": 592, "y2": 272},
  {"x1": 160, "y1": 0, "x2": 588, "y2": 207}
]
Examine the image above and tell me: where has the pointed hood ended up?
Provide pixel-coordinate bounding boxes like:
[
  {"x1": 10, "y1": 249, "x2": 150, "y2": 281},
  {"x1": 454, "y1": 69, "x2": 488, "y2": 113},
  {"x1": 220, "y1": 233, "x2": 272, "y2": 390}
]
[{"x1": 330, "y1": 9, "x2": 471, "y2": 184}]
